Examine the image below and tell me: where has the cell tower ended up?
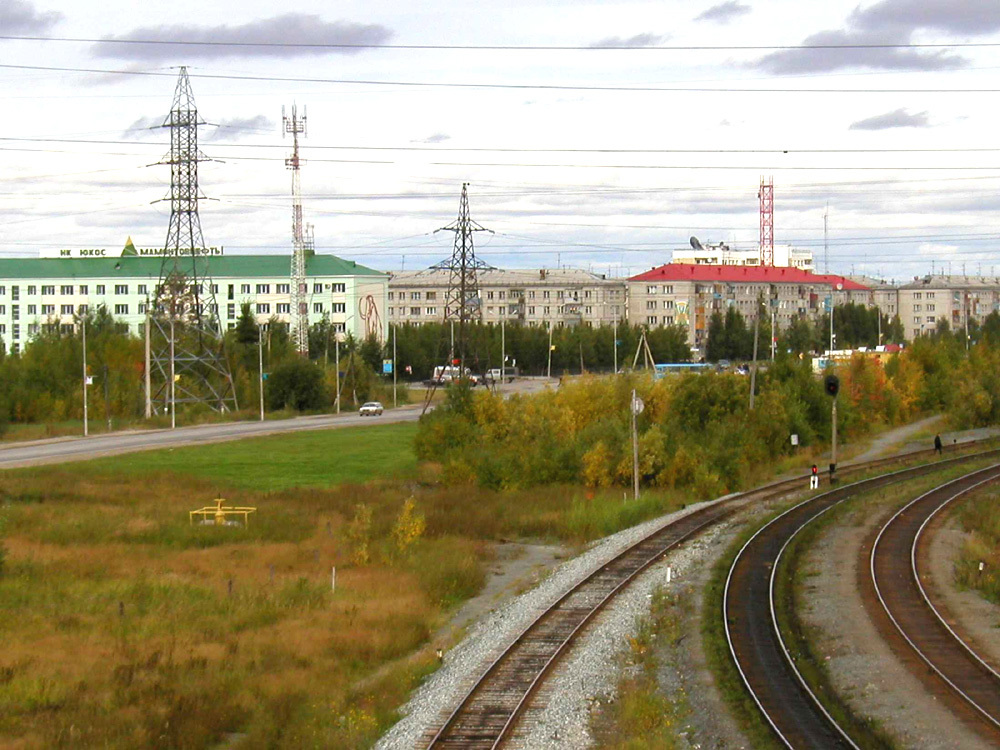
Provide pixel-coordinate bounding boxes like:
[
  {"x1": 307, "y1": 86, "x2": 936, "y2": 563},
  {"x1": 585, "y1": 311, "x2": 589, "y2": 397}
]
[
  {"x1": 758, "y1": 176, "x2": 774, "y2": 266},
  {"x1": 150, "y1": 67, "x2": 236, "y2": 414},
  {"x1": 432, "y1": 183, "x2": 493, "y2": 365},
  {"x1": 284, "y1": 104, "x2": 313, "y2": 356}
]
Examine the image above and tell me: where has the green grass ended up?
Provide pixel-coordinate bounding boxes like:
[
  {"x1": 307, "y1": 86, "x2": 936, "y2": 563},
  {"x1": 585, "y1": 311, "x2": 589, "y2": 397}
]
[{"x1": 73, "y1": 421, "x2": 419, "y2": 491}]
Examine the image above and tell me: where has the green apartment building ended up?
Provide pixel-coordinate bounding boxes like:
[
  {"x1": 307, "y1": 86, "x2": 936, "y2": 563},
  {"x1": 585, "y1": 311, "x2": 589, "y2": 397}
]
[{"x1": 0, "y1": 245, "x2": 388, "y2": 354}]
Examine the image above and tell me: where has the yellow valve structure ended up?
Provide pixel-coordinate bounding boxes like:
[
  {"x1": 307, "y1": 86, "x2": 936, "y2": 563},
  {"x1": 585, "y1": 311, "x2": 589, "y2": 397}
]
[{"x1": 189, "y1": 497, "x2": 257, "y2": 527}]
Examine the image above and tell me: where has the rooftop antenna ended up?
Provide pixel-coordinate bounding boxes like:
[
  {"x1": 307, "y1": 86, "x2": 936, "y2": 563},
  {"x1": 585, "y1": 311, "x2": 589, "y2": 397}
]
[
  {"x1": 150, "y1": 67, "x2": 236, "y2": 418},
  {"x1": 758, "y1": 176, "x2": 774, "y2": 266}
]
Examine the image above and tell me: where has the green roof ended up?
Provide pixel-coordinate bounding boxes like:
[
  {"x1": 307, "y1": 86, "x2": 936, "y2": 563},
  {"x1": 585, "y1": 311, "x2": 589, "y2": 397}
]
[{"x1": 0, "y1": 254, "x2": 386, "y2": 281}]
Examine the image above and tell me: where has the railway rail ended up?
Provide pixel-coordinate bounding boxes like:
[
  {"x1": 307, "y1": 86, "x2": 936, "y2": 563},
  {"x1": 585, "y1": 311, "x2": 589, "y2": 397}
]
[
  {"x1": 869, "y1": 464, "x2": 1000, "y2": 742},
  {"x1": 426, "y1": 442, "x2": 985, "y2": 749},
  {"x1": 724, "y1": 449, "x2": 1000, "y2": 749}
]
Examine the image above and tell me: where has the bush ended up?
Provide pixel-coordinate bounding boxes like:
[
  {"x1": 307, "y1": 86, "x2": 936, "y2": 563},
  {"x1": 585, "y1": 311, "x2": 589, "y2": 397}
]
[{"x1": 266, "y1": 358, "x2": 329, "y2": 411}]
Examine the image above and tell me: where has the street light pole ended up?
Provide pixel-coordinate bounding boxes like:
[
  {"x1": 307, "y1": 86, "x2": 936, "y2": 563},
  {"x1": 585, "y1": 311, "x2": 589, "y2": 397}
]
[
  {"x1": 258, "y1": 323, "x2": 265, "y2": 422},
  {"x1": 392, "y1": 323, "x2": 397, "y2": 408},
  {"x1": 335, "y1": 332, "x2": 341, "y2": 414},
  {"x1": 82, "y1": 316, "x2": 88, "y2": 437},
  {"x1": 169, "y1": 316, "x2": 176, "y2": 430}
]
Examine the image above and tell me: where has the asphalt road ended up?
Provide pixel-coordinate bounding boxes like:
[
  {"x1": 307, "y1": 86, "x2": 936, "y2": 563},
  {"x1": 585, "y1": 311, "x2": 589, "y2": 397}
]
[{"x1": 0, "y1": 404, "x2": 425, "y2": 469}]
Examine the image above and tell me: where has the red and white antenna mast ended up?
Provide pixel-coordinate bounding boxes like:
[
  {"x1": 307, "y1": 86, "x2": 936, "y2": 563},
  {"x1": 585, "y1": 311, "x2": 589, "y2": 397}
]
[
  {"x1": 759, "y1": 176, "x2": 774, "y2": 266},
  {"x1": 284, "y1": 104, "x2": 311, "y2": 356}
]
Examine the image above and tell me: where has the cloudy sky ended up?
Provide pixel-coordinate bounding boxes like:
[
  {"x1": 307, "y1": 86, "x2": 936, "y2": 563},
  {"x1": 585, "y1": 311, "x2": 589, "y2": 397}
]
[{"x1": 3, "y1": 0, "x2": 1000, "y2": 281}]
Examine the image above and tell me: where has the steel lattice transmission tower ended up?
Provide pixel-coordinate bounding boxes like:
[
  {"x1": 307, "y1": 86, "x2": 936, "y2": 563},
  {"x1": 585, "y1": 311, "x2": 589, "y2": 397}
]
[
  {"x1": 758, "y1": 176, "x2": 774, "y2": 266},
  {"x1": 284, "y1": 104, "x2": 313, "y2": 356},
  {"x1": 149, "y1": 67, "x2": 236, "y2": 415},
  {"x1": 432, "y1": 183, "x2": 493, "y2": 365}
]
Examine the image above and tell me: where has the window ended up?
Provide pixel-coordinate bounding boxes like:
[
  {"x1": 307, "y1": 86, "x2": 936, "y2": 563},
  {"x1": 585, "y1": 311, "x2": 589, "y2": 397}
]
[
  {"x1": 277, "y1": 303, "x2": 290, "y2": 314},
  {"x1": 137, "y1": 284, "x2": 147, "y2": 295},
  {"x1": 544, "y1": 306, "x2": 551, "y2": 315},
  {"x1": 388, "y1": 291, "x2": 394, "y2": 301},
  {"x1": 410, "y1": 291, "x2": 422, "y2": 300},
  {"x1": 256, "y1": 303, "x2": 270, "y2": 314},
  {"x1": 664, "y1": 316, "x2": 674, "y2": 325},
  {"x1": 499, "y1": 291, "x2": 506, "y2": 299},
  {"x1": 41, "y1": 304, "x2": 54, "y2": 315},
  {"x1": 0, "y1": 286, "x2": 5, "y2": 295},
  {"x1": 487, "y1": 291, "x2": 494, "y2": 300},
  {"x1": 543, "y1": 290, "x2": 550, "y2": 299},
  {"x1": 585, "y1": 306, "x2": 592, "y2": 315},
  {"x1": 913, "y1": 304, "x2": 922, "y2": 312},
  {"x1": 331, "y1": 283, "x2": 345, "y2": 293},
  {"x1": 927, "y1": 304, "x2": 936, "y2": 311},
  {"x1": 663, "y1": 300, "x2": 674, "y2": 309},
  {"x1": 27, "y1": 305, "x2": 37, "y2": 315},
  {"x1": 913, "y1": 316, "x2": 921, "y2": 324},
  {"x1": 61, "y1": 305, "x2": 73, "y2": 315},
  {"x1": 228, "y1": 285, "x2": 234, "y2": 300},
  {"x1": 313, "y1": 303, "x2": 324, "y2": 313},
  {"x1": 926, "y1": 316, "x2": 935, "y2": 323},
  {"x1": 529, "y1": 291, "x2": 536, "y2": 299},
  {"x1": 79, "y1": 285, "x2": 88, "y2": 295},
  {"x1": 114, "y1": 284, "x2": 127, "y2": 295},
  {"x1": 227, "y1": 304, "x2": 235, "y2": 319},
  {"x1": 647, "y1": 285, "x2": 658, "y2": 294},
  {"x1": 426, "y1": 291, "x2": 437, "y2": 300},
  {"x1": 256, "y1": 284, "x2": 270, "y2": 294},
  {"x1": 557, "y1": 290, "x2": 564, "y2": 299},
  {"x1": 927, "y1": 292, "x2": 935, "y2": 299},
  {"x1": 332, "y1": 302, "x2": 345, "y2": 313},
  {"x1": 314, "y1": 283, "x2": 323, "y2": 294},
  {"x1": 410, "y1": 307, "x2": 421, "y2": 316},
  {"x1": 426, "y1": 307, "x2": 436, "y2": 315},
  {"x1": 646, "y1": 301, "x2": 656, "y2": 310},
  {"x1": 31, "y1": 285, "x2": 41, "y2": 295},
  {"x1": 0, "y1": 324, "x2": 5, "y2": 334},
  {"x1": 114, "y1": 304, "x2": 128, "y2": 315},
  {"x1": 487, "y1": 306, "x2": 494, "y2": 314},
  {"x1": 647, "y1": 316, "x2": 658, "y2": 325},
  {"x1": 60, "y1": 285, "x2": 73, "y2": 295},
  {"x1": 277, "y1": 283, "x2": 290, "y2": 294},
  {"x1": 528, "y1": 306, "x2": 536, "y2": 315},
  {"x1": 664, "y1": 285, "x2": 674, "y2": 294},
  {"x1": 12, "y1": 306, "x2": 19, "y2": 320},
  {"x1": 11, "y1": 286, "x2": 19, "y2": 301},
  {"x1": 241, "y1": 284, "x2": 251, "y2": 294},
  {"x1": 28, "y1": 324, "x2": 38, "y2": 336},
  {"x1": 96, "y1": 285, "x2": 105, "y2": 295},
  {"x1": 0, "y1": 306, "x2": 4, "y2": 315},
  {"x1": 388, "y1": 307, "x2": 394, "y2": 316},
  {"x1": 12, "y1": 324, "x2": 19, "y2": 339},
  {"x1": 137, "y1": 303, "x2": 146, "y2": 314}
]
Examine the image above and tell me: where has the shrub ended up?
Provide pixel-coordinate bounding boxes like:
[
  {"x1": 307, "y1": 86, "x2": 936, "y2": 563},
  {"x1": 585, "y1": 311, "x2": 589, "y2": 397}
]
[{"x1": 266, "y1": 358, "x2": 329, "y2": 411}]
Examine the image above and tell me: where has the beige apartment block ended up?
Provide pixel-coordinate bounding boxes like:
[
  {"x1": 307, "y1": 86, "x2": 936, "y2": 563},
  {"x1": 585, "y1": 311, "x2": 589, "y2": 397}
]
[
  {"x1": 387, "y1": 268, "x2": 627, "y2": 327},
  {"x1": 897, "y1": 275, "x2": 1000, "y2": 341}
]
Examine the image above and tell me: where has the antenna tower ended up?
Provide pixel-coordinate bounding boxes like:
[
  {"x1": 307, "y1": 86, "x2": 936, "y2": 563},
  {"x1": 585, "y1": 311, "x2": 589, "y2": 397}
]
[
  {"x1": 432, "y1": 183, "x2": 494, "y2": 365},
  {"x1": 150, "y1": 67, "x2": 236, "y2": 414},
  {"x1": 823, "y1": 202, "x2": 829, "y2": 274},
  {"x1": 758, "y1": 176, "x2": 774, "y2": 266},
  {"x1": 284, "y1": 104, "x2": 312, "y2": 356}
]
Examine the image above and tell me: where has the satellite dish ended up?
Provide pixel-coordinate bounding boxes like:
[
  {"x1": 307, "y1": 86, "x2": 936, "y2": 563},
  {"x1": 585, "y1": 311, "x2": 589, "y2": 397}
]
[{"x1": 690, "y1": 236, "x2": 703, "y2": 250}]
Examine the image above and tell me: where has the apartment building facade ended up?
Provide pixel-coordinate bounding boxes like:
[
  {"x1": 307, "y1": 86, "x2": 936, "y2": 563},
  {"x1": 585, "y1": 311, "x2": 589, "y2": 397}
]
[
  {"x1": 897, "y1": 275, "x2": 1000, "y2": 341},
  {"x1": 387, "y1": 268, "x2": 627, "y2": 328}
]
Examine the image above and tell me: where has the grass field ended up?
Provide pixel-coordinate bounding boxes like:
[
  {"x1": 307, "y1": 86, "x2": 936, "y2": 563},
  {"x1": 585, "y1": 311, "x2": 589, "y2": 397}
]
[{"x1": 0, "y1": 418, "x2": 702, "y2": 748}]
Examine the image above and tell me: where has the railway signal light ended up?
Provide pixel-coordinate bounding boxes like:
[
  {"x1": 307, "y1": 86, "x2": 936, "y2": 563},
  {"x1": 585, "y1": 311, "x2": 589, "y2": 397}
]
[{"x1": 824, "y1": 374, "x2": 840, "y2": 398}]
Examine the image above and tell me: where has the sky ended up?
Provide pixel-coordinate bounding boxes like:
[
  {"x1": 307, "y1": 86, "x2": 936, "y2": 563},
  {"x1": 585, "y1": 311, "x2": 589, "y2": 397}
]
[{"x1": 3, "y1": 0, "x2": 1000, "y2": 281}]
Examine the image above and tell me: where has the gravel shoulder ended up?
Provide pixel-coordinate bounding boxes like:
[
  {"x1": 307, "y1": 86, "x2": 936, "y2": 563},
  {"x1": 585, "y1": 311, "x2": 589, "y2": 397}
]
[
  {"x1": 374, "y1": 496, "x2": 747, "y2": 750},
  {"x1": 799, "y1": 490, "x2": 994, "y2": 749}
]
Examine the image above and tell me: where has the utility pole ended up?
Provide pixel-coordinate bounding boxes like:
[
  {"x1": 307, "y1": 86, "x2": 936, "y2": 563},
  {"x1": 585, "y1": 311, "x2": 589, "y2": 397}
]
[
  {"x1": 335, "y1": 332, "x2": 341, "y2": 414},
  {"x1": 103, "y1": 364, "x2": 111, "y2": 432},
  {"x1": 392, "y1": 323, "x2": 397, "y2": 408},
  {"x1": 547, "y1": 320, "x2": 553, "y2": 379},
  {"x1": 823, "y1": 203, "x2": 829, "y2": 275},
  {"x1": 749, "y1": 296, "x2": 760, "y2": 410},
  {"x1": 965, "y1": 291, "x2": 970, "y2": 351},
  {"x1": 144, "y1": 301, "x2": 151, "y2": 419},
  {"x1": 82, "y1": 316, "x2": 88, "y2": 437},
  {"x1": 500, "y1": 317, "x2": 506, "y2": 394},
  {"x1": 258, "y1": 323, "x2": 265, "y2": 422},
  {"x1": 830, "y1": 301, "x2": 835, "y2": 353},
  {"x1": 169, "y1": 317, "x2": 176, "y2": 430},
  {"x1": 612, "y1": 308, "x2": 618, "y2": 374}
]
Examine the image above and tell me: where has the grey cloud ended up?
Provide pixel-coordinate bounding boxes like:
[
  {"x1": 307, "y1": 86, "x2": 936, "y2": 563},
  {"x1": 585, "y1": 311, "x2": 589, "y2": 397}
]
[
  {"x1": 0, "y1": 0, "x2": 61, "y2": 34},
  {"x1": 849, "y1": 108, "x2": 930, "y2": 130},
  {"x1": 852, "y1": 0, "x2": 1000, "y2": 35},
  {"x1": 93, "y1": 14, "x2": 393, "y2": 61},
  {"x1": 206, "y1": 115, "x2": 275, "y2": 141},
  {"x1": 414, "y1": 133, "x2": 451, "y2": 144},
  {"x1": 755, "y1": 28, "x2": 965, "y2": 73},
  {"x1": 121, "y1": 116, "x2": 163, "y2": 139},
  {"x1": 695, "y1": 2, "x2": 751, "y2": 24},
  {"x1": 588, "y1": 33, "x2": 666, "y2": 48}
]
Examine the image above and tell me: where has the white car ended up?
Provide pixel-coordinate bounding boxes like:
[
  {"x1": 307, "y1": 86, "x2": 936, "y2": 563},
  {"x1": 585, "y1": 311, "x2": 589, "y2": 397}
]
[{"x1": 359, "y1": 401, "x2": 384, "y2": 416}]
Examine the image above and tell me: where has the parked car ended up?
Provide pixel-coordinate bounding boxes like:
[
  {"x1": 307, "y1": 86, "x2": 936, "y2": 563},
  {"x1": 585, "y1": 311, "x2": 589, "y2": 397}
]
[{"x1": 359, "y1": 401, "x2": 384, "y2": 416}]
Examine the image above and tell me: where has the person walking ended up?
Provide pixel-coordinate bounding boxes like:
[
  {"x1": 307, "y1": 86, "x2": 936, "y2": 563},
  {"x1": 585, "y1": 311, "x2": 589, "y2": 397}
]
[
  {"x1": 934, "y1": 434, "x2": 943, "y2": 454},
  {"x1": 810, "y1": 464, "x2": 819, "y2": 490}
]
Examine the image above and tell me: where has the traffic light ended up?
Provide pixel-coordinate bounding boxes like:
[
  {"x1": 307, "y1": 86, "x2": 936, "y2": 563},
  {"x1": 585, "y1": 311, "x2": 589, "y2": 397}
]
[{"x1": 824, "y1": 374, "x2": 840, "y2": 398}]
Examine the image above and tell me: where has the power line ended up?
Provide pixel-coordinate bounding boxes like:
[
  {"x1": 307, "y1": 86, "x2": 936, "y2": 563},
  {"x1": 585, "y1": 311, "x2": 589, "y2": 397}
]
[
  {"x1": 4, "y1": 63, "x2": 1000, "y2": 94},
  {"x1": 3, "y1": 34, "x2": 1000, "y2": 51}
]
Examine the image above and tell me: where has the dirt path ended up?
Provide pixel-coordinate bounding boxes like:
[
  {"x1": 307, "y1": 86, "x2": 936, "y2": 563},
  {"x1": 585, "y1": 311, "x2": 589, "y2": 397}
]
[{"x1": 849, "y1": 414, "x2": 944, "y2": 463}]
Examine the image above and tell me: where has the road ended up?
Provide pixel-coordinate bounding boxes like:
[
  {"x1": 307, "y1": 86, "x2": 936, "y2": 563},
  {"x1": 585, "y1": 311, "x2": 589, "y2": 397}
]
[
  {"x1": 0, "y1": 377, "x2": 558, "y2": 470},
  {"x1": 0, "y1": 405, "x2": 425, "y2": 470}
]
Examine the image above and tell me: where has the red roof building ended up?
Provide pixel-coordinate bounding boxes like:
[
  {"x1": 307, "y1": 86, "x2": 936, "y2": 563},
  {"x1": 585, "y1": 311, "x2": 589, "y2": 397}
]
[{"x1": 629, "y1": 263, "x2": 869, "y2": 291}]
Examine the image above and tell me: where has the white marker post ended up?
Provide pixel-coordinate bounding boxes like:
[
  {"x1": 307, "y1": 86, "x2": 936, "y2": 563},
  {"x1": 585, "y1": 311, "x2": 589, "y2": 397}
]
[
  {"x1": 331, "y1": 566, "x2": 336, "y2": 593},
  {"x1": 631, "y1": 390, "x2": 645, "y2": 501}
]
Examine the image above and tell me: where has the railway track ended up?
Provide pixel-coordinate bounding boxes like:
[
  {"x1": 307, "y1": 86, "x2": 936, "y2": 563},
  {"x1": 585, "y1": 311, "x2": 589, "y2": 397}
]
[
  {"x1": 724, "y1": 449, "x2": 1000, "y2": 749},
  {"x1": 425, "y1": 443, "x2": 983, "y2": 749},
  {"x1": 868, "y1": 464, "x2": 1000, "y2": 742}
]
